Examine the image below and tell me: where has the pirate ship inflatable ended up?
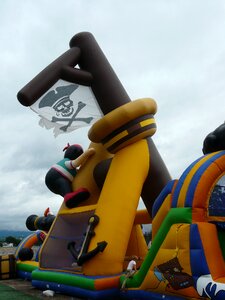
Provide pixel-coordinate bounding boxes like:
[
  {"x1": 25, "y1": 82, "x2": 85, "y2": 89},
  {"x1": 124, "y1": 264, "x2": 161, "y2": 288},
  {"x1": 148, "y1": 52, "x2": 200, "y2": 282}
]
[{"x1": 15, "y1": 32, "x2": 225, "y2": 300}]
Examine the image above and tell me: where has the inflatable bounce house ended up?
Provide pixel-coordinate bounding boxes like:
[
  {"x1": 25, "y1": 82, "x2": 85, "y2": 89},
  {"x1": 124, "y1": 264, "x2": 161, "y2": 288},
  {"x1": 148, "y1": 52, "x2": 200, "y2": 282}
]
[{"x1": 15, "y1": 32, "x2": 225, "y2": 300}]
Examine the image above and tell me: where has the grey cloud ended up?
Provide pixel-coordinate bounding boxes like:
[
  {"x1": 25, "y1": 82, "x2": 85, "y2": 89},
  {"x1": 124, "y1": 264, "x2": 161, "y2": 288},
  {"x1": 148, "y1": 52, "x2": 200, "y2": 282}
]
[{"x1": 1, "y1": 0, "x2": 225, "y2": 229}]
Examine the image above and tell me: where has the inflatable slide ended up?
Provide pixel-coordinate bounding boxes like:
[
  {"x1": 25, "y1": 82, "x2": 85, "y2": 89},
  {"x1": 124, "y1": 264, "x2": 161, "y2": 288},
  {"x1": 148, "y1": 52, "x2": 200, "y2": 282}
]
[{"x1": 15, "y1": 32, "x2": 225, "y2": 300}]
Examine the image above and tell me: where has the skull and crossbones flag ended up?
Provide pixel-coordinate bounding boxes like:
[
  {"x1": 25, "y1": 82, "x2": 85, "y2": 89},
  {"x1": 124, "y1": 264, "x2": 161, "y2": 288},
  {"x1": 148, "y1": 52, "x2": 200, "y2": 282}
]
[
  {"x1": 30, "y1": 79, "x2": 102, "y2": 137},
  {"x1": 17, "y1": 32, "x2": 129, "y2": 137}
]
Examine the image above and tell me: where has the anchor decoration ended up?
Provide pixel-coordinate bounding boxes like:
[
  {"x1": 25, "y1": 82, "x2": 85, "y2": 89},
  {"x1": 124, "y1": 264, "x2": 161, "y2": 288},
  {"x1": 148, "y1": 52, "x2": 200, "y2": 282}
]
[{"x1": 67, "y1": 214, "x2": 107, "y2": 266}]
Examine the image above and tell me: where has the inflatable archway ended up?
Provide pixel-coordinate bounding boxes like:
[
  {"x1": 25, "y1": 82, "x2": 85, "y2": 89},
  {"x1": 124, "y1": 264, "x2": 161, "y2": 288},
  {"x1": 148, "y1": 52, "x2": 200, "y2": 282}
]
[{"x1": 15, "y1": 230, "x2": 45, "y2": 280}]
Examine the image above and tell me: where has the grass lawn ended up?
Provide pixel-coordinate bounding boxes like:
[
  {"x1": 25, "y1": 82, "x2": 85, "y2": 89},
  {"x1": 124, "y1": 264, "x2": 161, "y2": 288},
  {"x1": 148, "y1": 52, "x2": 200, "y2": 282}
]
[{"x1": 0, "y1": 282, "x2": 39, "y2": 299}]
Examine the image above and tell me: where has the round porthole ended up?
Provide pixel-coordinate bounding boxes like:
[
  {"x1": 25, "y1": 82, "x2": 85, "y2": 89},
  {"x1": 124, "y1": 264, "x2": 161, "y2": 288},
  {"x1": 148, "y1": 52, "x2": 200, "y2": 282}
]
[{"x1": 208, "y1": 175, "x2": 225, "y2": 217}]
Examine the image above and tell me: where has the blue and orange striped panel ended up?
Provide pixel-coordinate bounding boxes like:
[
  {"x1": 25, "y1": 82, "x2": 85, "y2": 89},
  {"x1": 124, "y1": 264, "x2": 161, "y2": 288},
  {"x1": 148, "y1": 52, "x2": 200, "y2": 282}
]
[{"x1": 171, "y1": 151, "x2": 225, "y2": 210}]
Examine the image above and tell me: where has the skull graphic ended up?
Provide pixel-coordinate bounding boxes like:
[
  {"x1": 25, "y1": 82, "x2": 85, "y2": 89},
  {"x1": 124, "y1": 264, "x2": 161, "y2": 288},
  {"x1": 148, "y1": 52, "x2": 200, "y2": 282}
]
[
  {"x1": 53, "y1": 97, "x2": 74, "y2": 117},
  {"x1": 37, "y1": 83, "x2": 95, "y2": 134}
]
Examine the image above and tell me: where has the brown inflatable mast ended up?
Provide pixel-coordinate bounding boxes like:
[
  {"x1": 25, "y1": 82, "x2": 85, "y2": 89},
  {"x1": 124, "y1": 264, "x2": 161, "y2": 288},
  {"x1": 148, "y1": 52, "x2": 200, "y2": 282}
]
[{"x1": 17, "y1": 32, "x2": 171, "y2": 215}]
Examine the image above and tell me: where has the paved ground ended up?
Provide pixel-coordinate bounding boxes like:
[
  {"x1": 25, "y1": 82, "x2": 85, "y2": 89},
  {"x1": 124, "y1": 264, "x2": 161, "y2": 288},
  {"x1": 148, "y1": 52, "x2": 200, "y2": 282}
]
[
  {"x1": 0, "y1": 247, "x2": 16, "y2": 255},
  {"x1": 1, "y1": 278, "x2": 83, "y2": 299}
]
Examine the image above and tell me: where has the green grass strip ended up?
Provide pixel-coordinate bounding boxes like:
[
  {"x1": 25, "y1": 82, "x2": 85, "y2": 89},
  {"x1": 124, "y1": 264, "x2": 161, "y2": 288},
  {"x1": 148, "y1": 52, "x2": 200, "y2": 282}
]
[
  {"x1": 0, "y1": 282, "x2": 39, "y2": 299},
  {"x1": 32, "y1": 269, "x2": 95, "y2": 290},
  {"x1": 123, "y1": 207, "x2": 192, "y2": 288}
]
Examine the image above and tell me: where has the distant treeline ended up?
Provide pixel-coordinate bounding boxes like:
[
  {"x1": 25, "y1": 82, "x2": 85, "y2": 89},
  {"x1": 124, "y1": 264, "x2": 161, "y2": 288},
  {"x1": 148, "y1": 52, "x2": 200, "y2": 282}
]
[
  {"x1": 0, "y1": 236, "x2": 22, "y2": 247},
  {"x1": 0, "y1": 230, "x2": 30, "y2": 239}
]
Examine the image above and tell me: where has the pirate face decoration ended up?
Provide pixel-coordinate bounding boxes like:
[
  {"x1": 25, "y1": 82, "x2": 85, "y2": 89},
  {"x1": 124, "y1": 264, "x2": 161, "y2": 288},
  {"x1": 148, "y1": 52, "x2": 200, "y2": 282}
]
[
  {"x1": 39, "y1": 84, "x2": 77, "y2": 117},
  {"x1": 53, "y1": 98, "x2": 74, "y2": 117},
  {"x1": 31, "y1": 80, "x2": 102, "y2": 137}
]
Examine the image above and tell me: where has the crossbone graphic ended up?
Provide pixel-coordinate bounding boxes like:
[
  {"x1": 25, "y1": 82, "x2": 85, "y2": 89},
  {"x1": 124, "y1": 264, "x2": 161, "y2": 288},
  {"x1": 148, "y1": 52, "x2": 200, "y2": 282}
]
[{"x1": 51, "y1": 101, "x2": 93, "y2": 132}]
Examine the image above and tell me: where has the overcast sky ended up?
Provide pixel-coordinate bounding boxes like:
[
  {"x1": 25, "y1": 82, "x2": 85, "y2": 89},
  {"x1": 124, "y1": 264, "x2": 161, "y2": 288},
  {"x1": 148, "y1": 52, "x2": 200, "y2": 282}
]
[{"x1": 0, "y1": 0, "x2": 225, "y2": 230}]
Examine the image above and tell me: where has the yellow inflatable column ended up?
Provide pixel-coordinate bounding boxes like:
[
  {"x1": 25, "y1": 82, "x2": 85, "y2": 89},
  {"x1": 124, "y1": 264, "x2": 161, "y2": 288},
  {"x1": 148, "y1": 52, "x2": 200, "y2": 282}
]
[
  {"x1": 83, "y1": 139, "x2": 149, "y2": 275},
  {"x1": 125, "y1": 224, "x2": 148, "y2": 268}
]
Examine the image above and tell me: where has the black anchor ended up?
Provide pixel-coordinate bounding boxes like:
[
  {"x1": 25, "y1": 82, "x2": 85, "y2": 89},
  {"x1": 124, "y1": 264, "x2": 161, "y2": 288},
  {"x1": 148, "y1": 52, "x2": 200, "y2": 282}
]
[
  {"x1": 52, "y1": 101, "x2": 94, "y2": 132},
  {"x1": 67, "y1": 214, "x2": 107, "y2": 266}
]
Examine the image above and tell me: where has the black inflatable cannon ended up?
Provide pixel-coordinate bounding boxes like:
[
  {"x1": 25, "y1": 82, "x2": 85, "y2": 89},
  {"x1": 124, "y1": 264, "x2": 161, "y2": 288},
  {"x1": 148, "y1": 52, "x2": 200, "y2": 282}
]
[{"x1": 26, "y1": 214, "x2": 55, "y2": 232}]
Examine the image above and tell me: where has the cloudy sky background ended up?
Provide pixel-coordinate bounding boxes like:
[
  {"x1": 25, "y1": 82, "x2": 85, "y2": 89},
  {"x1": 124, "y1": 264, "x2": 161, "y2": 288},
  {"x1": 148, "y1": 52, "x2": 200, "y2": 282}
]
[{"x1": 1, "y1": 0, "x2": 225, "y2": 230}]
